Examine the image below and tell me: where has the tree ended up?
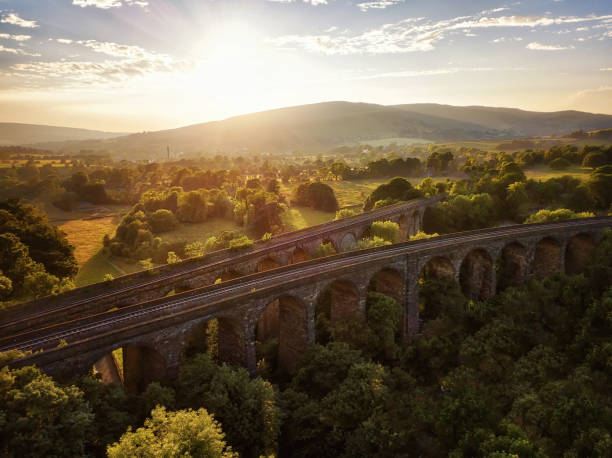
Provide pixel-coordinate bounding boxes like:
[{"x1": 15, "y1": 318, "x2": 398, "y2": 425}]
[
  {"x1": 0, "y1": 199, "x2": 78, "y2": 278},
  {"x1": 524, "y1": 208, "x2": 594, "y2": 224},
  {"x1": 0, "y1": 365, "x2": 94, "y2": 457},
  {"x1": 107, "y1": 406, "x2": 236, "y2": 458},
  {"x1": 363, "y1": 177, "x2": 422, "y2": 211},
  {"x1": 176, "y1": 354, "x2": 280, "y2": 457},
  {"x1": 293, "y1": 182, "x2": 339, "y2": 212},
  {"x1": 369, "y1": 220, "x2": 400, "y2": 243},
  {"x1": 550, "y1": 157, "x2": 572, "y2": 170},
  {"x1": 149, "y1": 209, "x2": 178, "y2": 233},
  {"x1": 582, "y1": 151, "x2": 607, "y2": 168}
]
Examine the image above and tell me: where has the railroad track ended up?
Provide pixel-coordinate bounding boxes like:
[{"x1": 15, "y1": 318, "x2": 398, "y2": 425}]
[
  {"x1": 0, "y1": 197, "x2": 440, "y2": 332},
  {"x1": 2, "y1": 216, "x2": 608, "y2": 353}
]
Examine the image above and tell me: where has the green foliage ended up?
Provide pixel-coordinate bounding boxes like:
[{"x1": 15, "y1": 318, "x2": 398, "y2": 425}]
[
  {"x1": 139, "y1": 258, "x2": 154, "y2": 270},
  {"x1": 228, "y1": 235, "x2": 253, "y2": 251},
  {"x1": 103, "y1": 273, "x2": 114, "y2": 282},
  {"x1": 166, "y1": 251, "x2": 181, "y2": 264},
  {"x1": 0, "y1": 365, "x2": 94, "y2": 457},
  {"x1": 410, "y1": 230, "x2": 439, "y2": 240},
  {"x1": 363, "y1": 177, "x2": 423, "y2": 211},
  {"x1": 369, "y1": 220, "x2": 399, "y2": 243},
  {"x1": 261, "y1": 232, "x2": 273, "y2": 243},
  {"x1": 334, "y1": 208, "x2": 358, "y2": 220},
  {"x1": 0, "y1": 270, "x2": 13, "y2": 300},
  {"x1": 356, "y1": 236, "x2": 390, "y2": 250},
  {"x1": 107, "y1": 406, "x2": 236, "y2": 458},
  {"x1": 177, "y1": 353, "x2": 280, "y2": 457},
  {"x1": 149, "y1": 209, "x2": 179, "y2": 234},
  {"x1": 293, "y1": 182, "x2": 339, "y2": 212},
  {"x1": 313, "y1": 242, "x2": 337, "y2": 258},
  {"x1": 425, "y1": 193, "x2": 496, "y2": 234},
  {"x1": 524, "y1": 208, "x2": 594, "y2": 224},
  {"x1": 184, "y1": 241, "x2": 205, "y2": 258},
  {"x1": 549, "y1": 157, "x2": 572, "y2": 170}
]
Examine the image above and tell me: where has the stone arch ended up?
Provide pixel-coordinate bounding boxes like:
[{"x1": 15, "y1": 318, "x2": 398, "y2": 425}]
[
  {"x1": 318, "y1": 279, "x2": 361, "y2": 323},
  {"x1": 121, "y1": 344, "x2": 166, "y2": 394},
  {"x1": 533, "y1": 237, "x2": 562, "y2": 278},
  {"x1": 565, "y1": 233, "x2": 595, "y2": 275},
  {"x1": 421, "y1": 256, "x2": 456, "y2": 280},
  {"x1": 93, "y1": 347, "x2": 123, "y2": 386},
  {"x1": 339, "y1": 232, "x2": 357, "y2": 252},
  {"x1": 291, "y1": 247, "x2": 308, "y2": 264},
  {"x1": 368, "y1": 268, "x2": 404, "y2": 303},
  {"x1": 220, "y1": 269, "x2": 242, "y2": 282},
  {"x1": 257, "y1": 257, "x2": 281, "y2": 272},
  {"x1": 497, "y1": 242, "x2": 528, "y2": 291},
  {"x1": 256, "y1": 295, "x2": 308, "y2": 372},
  {"x1": 460, "y1": 249, "x2": 495, "y2": 301},
  {"x1": 182, "y1": 316, "x2": 244, "y2": 366},
  {"x1": 321, "y1": 238, "x2": 338, "y2": 253}
]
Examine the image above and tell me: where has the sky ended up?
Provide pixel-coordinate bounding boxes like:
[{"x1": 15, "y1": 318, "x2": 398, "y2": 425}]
[{"x1": 0, "y1": 0, "x2": 610, "y2": 132}]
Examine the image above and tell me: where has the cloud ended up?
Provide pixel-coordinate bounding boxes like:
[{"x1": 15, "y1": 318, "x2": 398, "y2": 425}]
[
  {"x1": 267, "y1": 0, "x2": 328, "y2": 5},
  {"x1": 72, "y1": 0, "x2": 148, "y2": 9},
  {"x1": 0, "y1": 33, "x2": 31, "y2": 42},
  {"x1": 10, "y1": 39, "x2": 194, "y2": 87},
  {"x1": 526, "y1": 42, "x2": 574, "y2": 50},
  {"x1": 56, "y1": 38, "x2": 74, "y2": 44},
  {"x1": 599, "y1": 67, "x2": 612, "y2": 71},
  {"x1": 267, "y1": 10, "x2": 612, "y2": 55},
  {"x1": 0, "y1": 44, "x2": 40, "y2": 56},
  {"x1": 1, "y1": 13, "x2": 39, "y2": 28},
  {"x1": 77, "y1": 40, "x2": 159, "y2": 59},
  {"x1": 352, "y1": 66, "x2": 503, "y2": 80},
  {"x1": 491, "y1": 36, "x2": 523, "y2": 43},
  {"x1": 357, "y1": 0, "x2": 404, "y2": 12}
]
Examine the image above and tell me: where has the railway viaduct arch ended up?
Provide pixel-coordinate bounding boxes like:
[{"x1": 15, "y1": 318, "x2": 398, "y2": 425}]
[{"x1": 5, "y1": 218, "x2": 610, "y2": 393}]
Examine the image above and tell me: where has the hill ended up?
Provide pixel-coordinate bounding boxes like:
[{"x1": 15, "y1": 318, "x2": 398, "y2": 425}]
[
  {"x1": 395, "y1": 103, "x2": 612, "y2": 137},
  {"x1": 0, "y1": 123, "x2": 129, "y2": 146},
  {"x1": 18, "y1": 102, "x2": 612, "y2": 157}
]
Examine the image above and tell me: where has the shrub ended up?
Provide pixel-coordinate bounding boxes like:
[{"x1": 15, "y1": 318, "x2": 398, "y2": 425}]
[
  {"x1": 314, "y1": 242, "x2": 337, "y2": 258},
  {"x1": 549, "y1": 157, "x2": 571, "y2": 170},
  {"x1": 149, "y1": 209, "x2": 178, "y2": 233},
  {"x1": 334, "y1": 208, "x2": 358, "y2": 220},
  {"x1": 410, "y1": 231, "x2": 439, "y2": 240},
  {"x1": 261, "y1": 232, "x2": 273, "y2": 242},
  {"x1": 229, "y1": 235, "x2": 254, "y2": 251},
  {"x1": 524, "y1": 208, "x2": 595, "y2": 224},
  {"x1": 167, "y1": 251, "x2": 181, "y2": 264},
  {"x1": 293, "y1": 182, "x2": 339, "y2": 212},
  {"x1": 370, "y1": 220, "x2": 400, "y2": 243},
  {"x1": 363, "y1": 177, "x2": 422, "y2": 211}
]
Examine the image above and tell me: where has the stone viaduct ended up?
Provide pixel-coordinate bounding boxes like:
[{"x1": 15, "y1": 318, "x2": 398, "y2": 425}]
[
  {"x1": 4, "y1": 217, "x2": 610, "y2": 394},
  {"x1": 0, "y1": 197, "x2": 439, "y2": 336}
]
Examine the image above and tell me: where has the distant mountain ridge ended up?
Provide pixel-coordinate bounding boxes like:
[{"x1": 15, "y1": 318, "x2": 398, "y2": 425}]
[
  {"x1": 6, "y1": 102, "x2": 612, "y2": 157},
  {"x1": 0, "y1": 123, "x2": 130, "y2": 146}
]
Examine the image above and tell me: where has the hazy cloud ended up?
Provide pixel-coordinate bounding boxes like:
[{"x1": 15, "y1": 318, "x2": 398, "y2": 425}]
[
  {"x1": 0, "y1": 44, "x2": 40, "y2": 56},
  {"x1": 72, "y1": 0, "x2": 148, "y2": 9},
  {"x1": 268, "y1": 11, "x2": 612, "y2": 55},
  {"x1": 10, "y1": 39, "x2": 194, "y2": 87},
  {"x1": 1, "y1": 13, "x2": 39, "y2": 28},
  {"x1": 267, "y1": 0, "x2": 328, "y2": 5},
  {"x1": 0, "y1": 33, "x2": 31, "y2": 41},
  {"x1": 357, "y1": 0, "x2": 404, "y2": 12},
  {"x1": 526, "y1": 41, "x2": 574, "y2": 50}
]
